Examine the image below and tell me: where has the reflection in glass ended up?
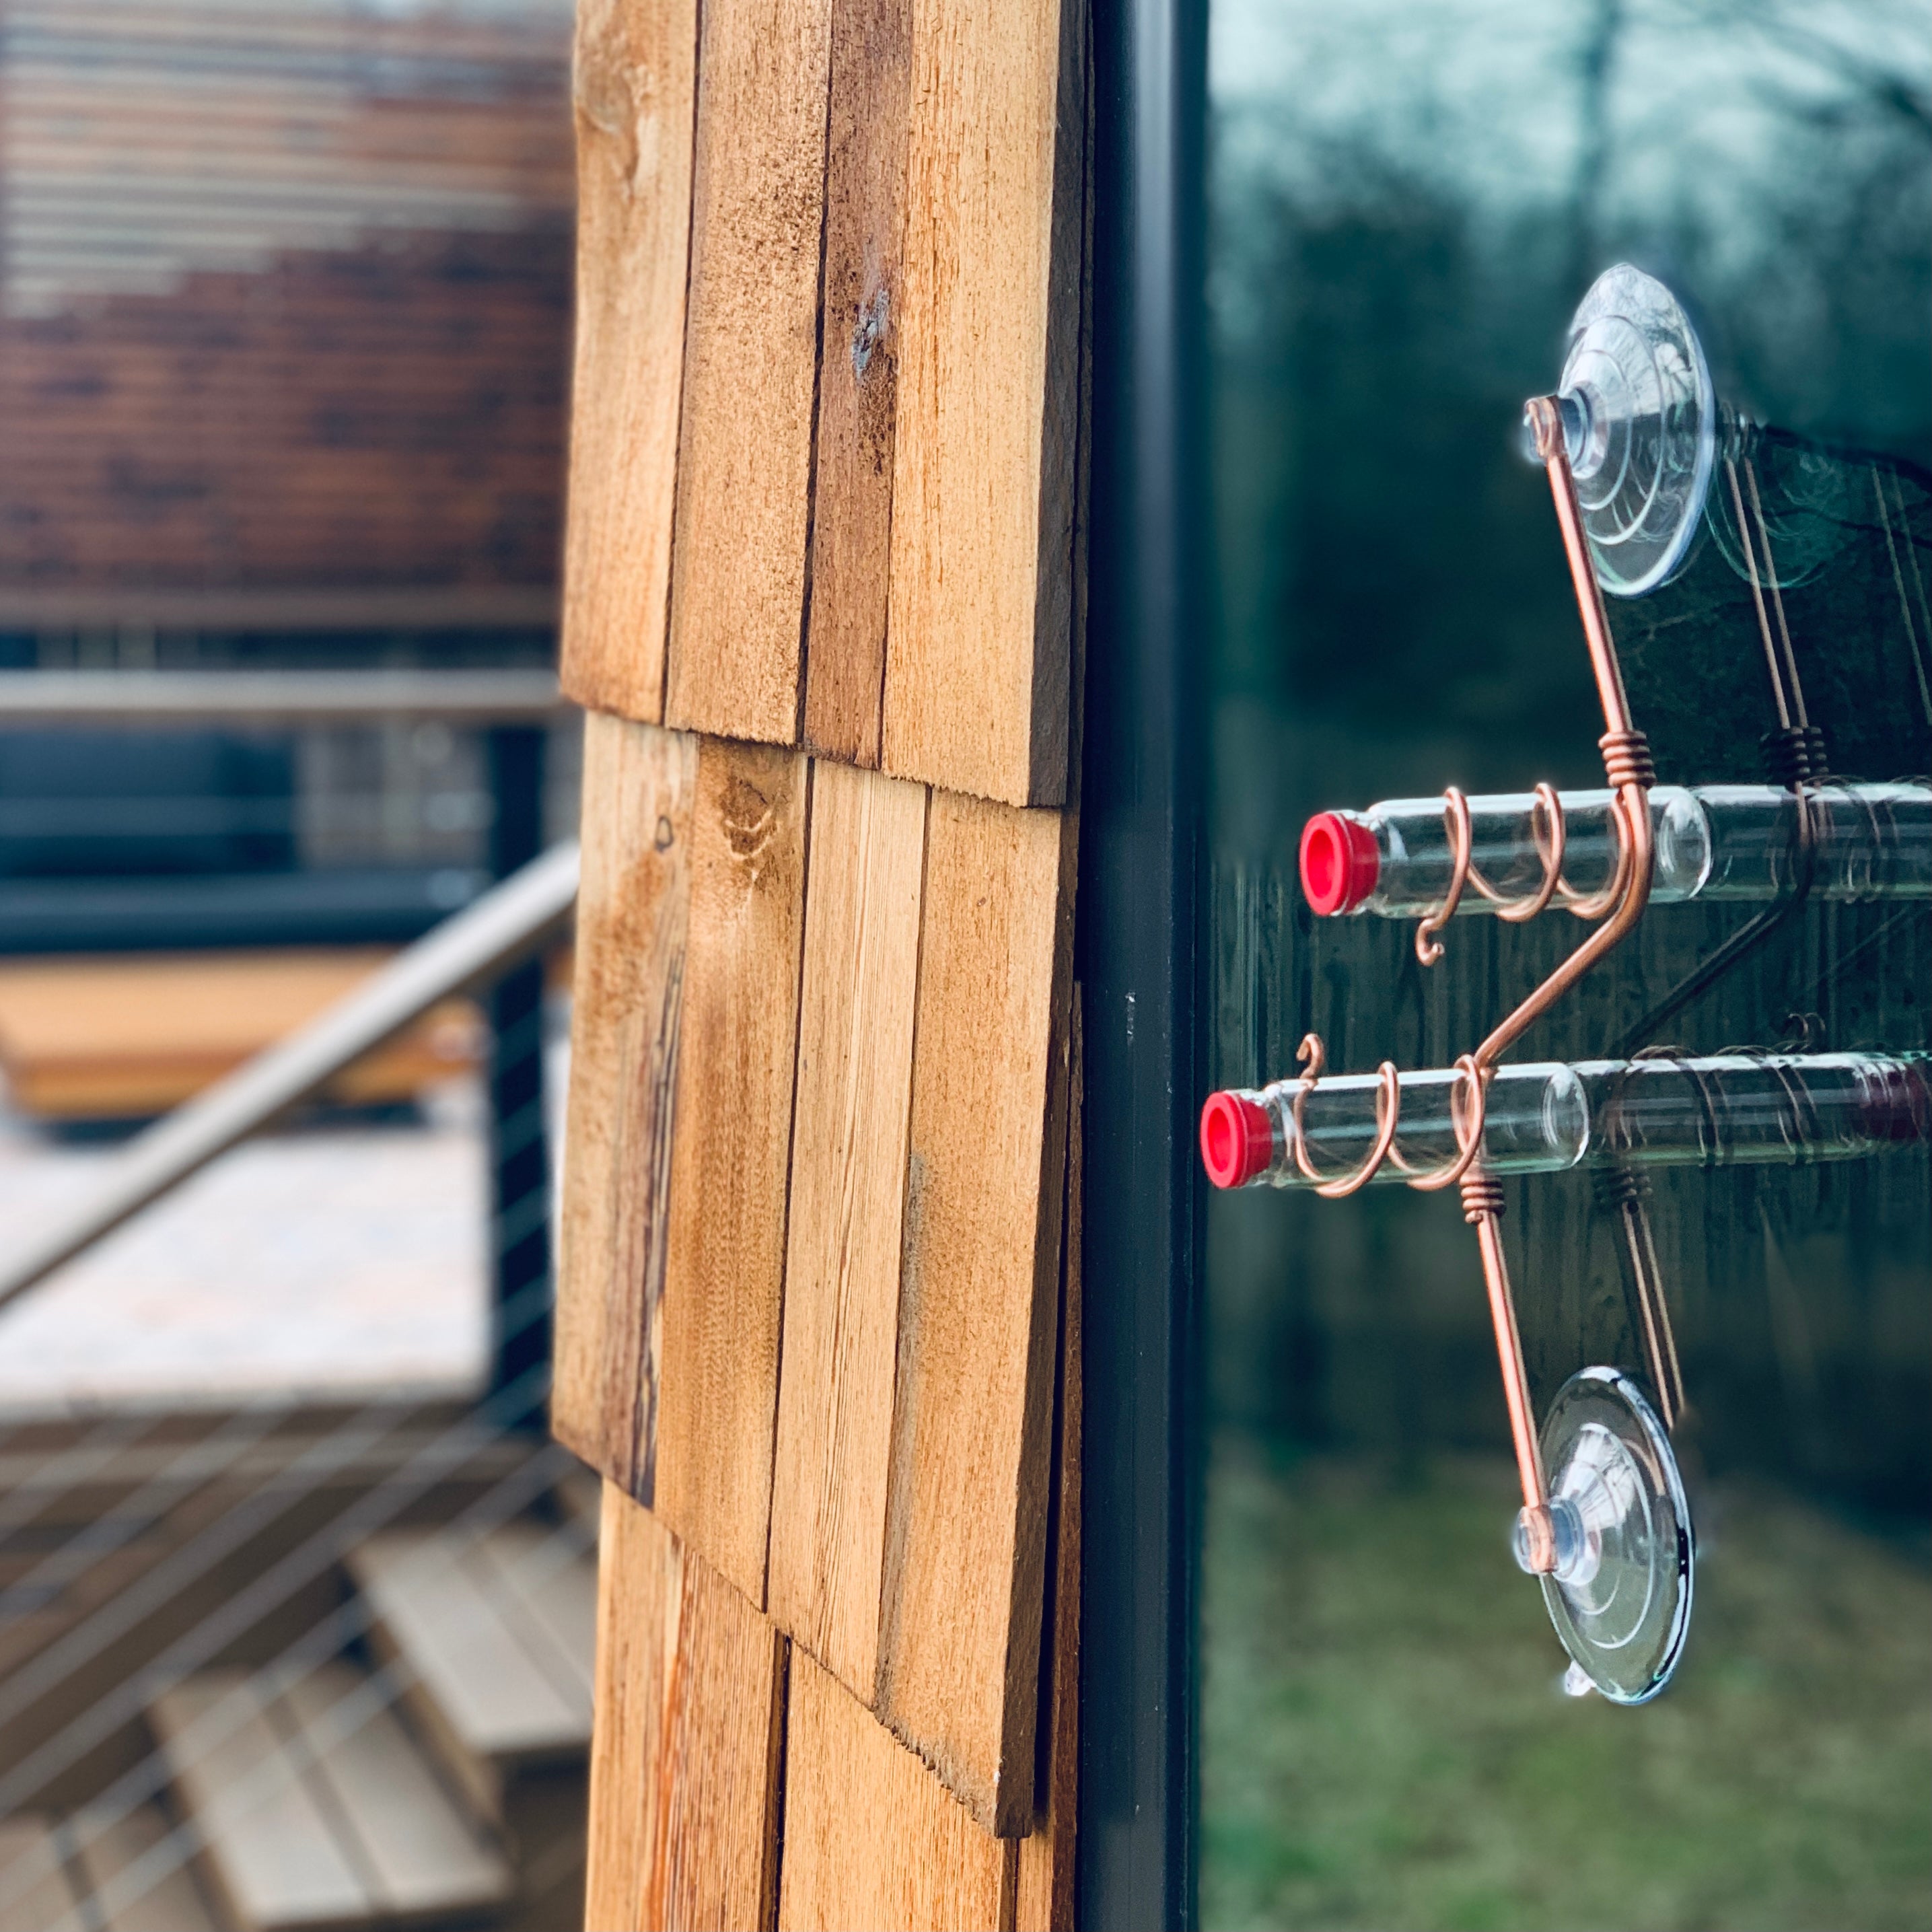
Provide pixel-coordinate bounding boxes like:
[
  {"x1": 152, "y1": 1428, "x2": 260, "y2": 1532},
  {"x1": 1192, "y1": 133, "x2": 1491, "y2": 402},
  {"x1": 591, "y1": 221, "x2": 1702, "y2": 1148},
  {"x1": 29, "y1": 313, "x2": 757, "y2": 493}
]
[{"x1": 1203, "y1": 0, "x2": 1929, "y2": 1920}]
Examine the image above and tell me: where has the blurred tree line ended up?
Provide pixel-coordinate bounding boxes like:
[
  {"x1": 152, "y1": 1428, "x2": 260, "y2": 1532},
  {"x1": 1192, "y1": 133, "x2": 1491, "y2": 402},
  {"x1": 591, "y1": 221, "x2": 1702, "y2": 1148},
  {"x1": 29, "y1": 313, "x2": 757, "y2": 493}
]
[{"x1": 1203, "y1": 0, "x2": 1931, "y2": 1505}]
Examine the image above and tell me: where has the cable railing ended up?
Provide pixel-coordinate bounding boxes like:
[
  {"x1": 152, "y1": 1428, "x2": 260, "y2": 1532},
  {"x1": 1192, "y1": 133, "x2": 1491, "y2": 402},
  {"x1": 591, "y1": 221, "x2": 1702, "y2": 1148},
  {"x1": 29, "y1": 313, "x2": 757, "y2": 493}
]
[
  {"x1": 0, "y1": 837, "x2": 577, "y2": 1312},
  {"x1": 0, "y1": 668, "x2": 566, "y2": 726},
  {"x1": 0, "y1": 670, "x2": 589, "y2": 1924},
  {"x1": 0, "y1": 1285, "x2": 574, "y2": 1913},
  {"x1": 0, "y1": 1368, "x2": 583, "y2": 1923}
]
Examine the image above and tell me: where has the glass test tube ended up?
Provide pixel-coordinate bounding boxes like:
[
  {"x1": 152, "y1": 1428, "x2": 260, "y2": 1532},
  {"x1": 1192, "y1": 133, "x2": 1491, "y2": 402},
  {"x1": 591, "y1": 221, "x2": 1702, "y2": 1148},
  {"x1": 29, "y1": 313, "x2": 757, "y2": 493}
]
[
  {"x1": 1299, "y1": 783, "x2": 1932, "y2": 921},
  {"x1": 1200, "y1": 1052, "x2": 1931, "y2": 1192}
]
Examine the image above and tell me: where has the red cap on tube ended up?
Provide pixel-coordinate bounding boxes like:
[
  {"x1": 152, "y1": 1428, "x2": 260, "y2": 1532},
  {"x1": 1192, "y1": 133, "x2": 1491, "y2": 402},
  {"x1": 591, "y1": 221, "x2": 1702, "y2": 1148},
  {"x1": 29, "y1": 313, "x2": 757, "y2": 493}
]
[
  {"x1": 1199, "y1": 1091, "x2": 1274, "y2": 1189},
  {"x1": 1299, "y1": 811, "x2": 1379, "y2": 916}
]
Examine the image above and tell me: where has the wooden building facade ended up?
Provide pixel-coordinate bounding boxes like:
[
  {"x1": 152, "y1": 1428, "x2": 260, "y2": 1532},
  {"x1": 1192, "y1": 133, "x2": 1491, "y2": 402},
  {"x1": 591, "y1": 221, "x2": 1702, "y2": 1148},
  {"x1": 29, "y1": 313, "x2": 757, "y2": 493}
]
[
  {"x1": 552, "y1": 0, "x2": 1100, "y2": 1918},
  {"x1": 0, "y1": 0, "x2": 575, "y2": 635}
]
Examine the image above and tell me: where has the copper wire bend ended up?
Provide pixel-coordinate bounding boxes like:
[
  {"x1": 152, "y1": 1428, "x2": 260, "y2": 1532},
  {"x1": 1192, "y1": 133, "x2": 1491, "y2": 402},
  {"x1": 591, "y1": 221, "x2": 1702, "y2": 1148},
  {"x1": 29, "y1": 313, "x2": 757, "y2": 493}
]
[
  {"x1": 1413, "y1": 779, "x2": 1632, "y2": 964},
  {"x1": 1289, "y1": 1036, "x2": 1488, "y2": 1196}
]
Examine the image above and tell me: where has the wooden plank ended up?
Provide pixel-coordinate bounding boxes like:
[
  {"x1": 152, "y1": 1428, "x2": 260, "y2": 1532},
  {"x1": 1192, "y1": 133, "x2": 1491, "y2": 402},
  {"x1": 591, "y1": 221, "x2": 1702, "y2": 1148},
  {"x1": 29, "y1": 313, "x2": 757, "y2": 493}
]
[
  {"x1": 874, "y1": 791, "x2": 1075, "y2": 1834},
  {"x1": 652, "y1": 739, "x2": 810, "y2": 1605},
  {"x1": 1015, "y1": 995, "x2": 1081, "y2": 1931},
  {"x1": 148, "y1": 1672, "x2": 373, "y2": 1932},
  {"x1": 799, "y1": 0, "x2": 914, "y2": 766},
  {"x1": 347, "y1": 1532, "x2": 587, "y2": 1773},
  {"x1": 768, "y1": 760, "x2": 927, "y2": 1696},
  {"x1": 584, "y1": 1486, "x2": 657, "y2": 1932},
  {"x1": 271, "y1": 1663, "x2": 511, "y2": 1921},
  {"x1": 461, "y1": 1517, "x2": 600, "y2": 1706},
  {"x1": 776, "y1": 1649, "x2": 1011, "y2": 1931},
  {"x1": 0, "y1": 1818, "x2": 87, "y2": 1932},
  {"x1": 586, "y1": 1485, "x2": 786, "y2": 1932},
  {"x1": 69, "y1": 1803, "x2": 219, "y2": 1932},
  {"x1": 555, "y1": 724, "x2": 806, "y2": 1595},
  {"x1": 558, "y1": 0, "x2": 700, "y2": 722},
  {"x1": 661, "y1": 0, "x2": 834, "y2": 745},
  {"x1": 880, "y1": 0, "x2": 1086, "y2": 807},
  {"x1": 0, "y1": 952, "x2": 476, "y2": 1121},
  {"x1": 552, "y1": 711, "x2": 697, "y2": 1496},
  {"x1": 347, "y1": 1530, "x2": 583, "y2": 1831}
]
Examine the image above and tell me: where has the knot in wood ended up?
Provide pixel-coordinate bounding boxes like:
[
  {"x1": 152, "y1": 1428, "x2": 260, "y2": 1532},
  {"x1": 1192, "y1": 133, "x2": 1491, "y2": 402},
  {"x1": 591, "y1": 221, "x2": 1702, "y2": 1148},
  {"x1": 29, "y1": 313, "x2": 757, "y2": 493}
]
[
  {"x1": 851, "y1": 286, "x2": 890, "y2": 379},
  {"x1": 719, "y1": 777, "x2": 777, "y2": 865}
]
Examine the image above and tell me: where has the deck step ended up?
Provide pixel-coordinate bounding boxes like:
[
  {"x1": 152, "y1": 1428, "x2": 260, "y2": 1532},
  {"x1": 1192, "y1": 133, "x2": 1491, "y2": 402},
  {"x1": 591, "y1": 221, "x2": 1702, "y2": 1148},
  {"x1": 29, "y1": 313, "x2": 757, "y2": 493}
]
[
  {"x1": 345, "y1": 1519, "x2": 594, "y2": 1819},
  {"x1": 0, "y1": 950, "x2": 478, "y2": 1121},
  {"x1": 0, "y1": 1816, "x2": 87, "y2": 1932},
  {"x1": 149, "y1": 1663, "x2": 509, "y2": 1931},
  {"x1": 68, "y1": 1801, "x2": 221, "y2": 1932}
]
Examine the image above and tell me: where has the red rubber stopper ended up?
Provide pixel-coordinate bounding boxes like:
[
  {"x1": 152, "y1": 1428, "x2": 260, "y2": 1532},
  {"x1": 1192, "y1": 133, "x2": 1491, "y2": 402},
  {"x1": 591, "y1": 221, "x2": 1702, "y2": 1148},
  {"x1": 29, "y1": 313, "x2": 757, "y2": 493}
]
[
  {"x1": 1199, "y1": 1091, "x2": 1274, "y2": 1189},
  {"x1": 1299, "y1": 811, "x2": 1379, "y2": 916}
]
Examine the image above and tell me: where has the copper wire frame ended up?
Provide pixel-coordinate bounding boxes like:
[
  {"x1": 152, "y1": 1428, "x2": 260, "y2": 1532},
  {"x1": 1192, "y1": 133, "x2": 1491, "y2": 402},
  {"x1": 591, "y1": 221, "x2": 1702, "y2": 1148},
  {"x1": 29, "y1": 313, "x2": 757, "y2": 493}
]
[
  {"x1": 1289, "y1": 394, "x2": 1660, "y2": 1569},
  {"x1": 1412, "y1": 778, "x2": 1634, "y2": 966},
  {"x1": 1288, "y1": 405, "x2": 1894, "y2": 1591}
]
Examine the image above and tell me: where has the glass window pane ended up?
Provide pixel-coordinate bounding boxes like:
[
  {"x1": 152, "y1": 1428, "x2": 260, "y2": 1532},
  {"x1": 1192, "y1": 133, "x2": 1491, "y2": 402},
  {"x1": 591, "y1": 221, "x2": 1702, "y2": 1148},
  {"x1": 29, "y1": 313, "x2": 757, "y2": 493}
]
[{"x1": 1201, "y1": 5, "x2": 1930, "y2": 1926}]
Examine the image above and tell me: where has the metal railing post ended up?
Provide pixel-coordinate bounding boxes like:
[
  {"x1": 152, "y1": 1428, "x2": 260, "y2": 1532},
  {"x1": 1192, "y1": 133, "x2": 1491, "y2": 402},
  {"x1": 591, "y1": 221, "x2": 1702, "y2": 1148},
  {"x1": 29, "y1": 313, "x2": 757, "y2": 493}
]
[{"x1": 485, "y1": 725, "x2": 552, "y2": 1429}]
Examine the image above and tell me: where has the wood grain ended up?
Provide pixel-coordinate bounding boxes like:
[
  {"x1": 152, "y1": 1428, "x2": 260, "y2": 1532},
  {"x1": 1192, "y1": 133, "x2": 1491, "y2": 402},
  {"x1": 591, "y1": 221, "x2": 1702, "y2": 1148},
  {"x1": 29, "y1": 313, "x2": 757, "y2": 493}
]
[
  {"x1": 768, "y1": 760, "x2": 928, "y2": 1695},
  {"x1": 875, "y1": 791, "x2": 1076, "y2": 1833},
  {"x1": 662, "y1": 0, "x2": 834, "y2": 745},
  {"x1": 560, "y1": 0, "x2": 700, "y2": 721},
  {"x1": 1015, "y1": 995, "x2": 1081, "y2": 1931},
  {"x1": 587, "y1": 1485, "x2": 787, "y2": 1932},
  {"x1": 552, "y1": 712, "x2": 696, "y2": 1496},
  {"x1": 777, "y1": 1649, "x2": 1012, "y2": 1931},
  {"x1": 653, "y1": 740, "x2": 811, "y2": 1604},
  {"x1": 799, "y1": 0, "x2": 914, "y2": 767},
  {"x1": 880, "y1": 0, "x2": 1087, "y2": 807}
]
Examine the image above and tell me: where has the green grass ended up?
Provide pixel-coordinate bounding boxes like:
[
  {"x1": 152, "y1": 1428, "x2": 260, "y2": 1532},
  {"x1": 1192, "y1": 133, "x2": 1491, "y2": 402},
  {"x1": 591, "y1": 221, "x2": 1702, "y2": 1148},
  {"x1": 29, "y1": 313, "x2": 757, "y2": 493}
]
[{"x1": 1202, "y1": 1439, "x2": 1932, "y2": 1932}]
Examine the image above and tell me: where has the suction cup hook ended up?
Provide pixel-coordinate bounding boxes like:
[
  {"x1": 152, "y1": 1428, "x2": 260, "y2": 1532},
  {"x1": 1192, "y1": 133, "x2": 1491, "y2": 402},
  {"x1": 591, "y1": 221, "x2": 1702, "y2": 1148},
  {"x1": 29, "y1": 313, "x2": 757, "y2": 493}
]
[
  {"x1": 1513, "y1": 1365, "x2": 1694, "y2": 1703},
  {"x1": 1539, "y1": 264, "x2": 1716, "y2": 598}
]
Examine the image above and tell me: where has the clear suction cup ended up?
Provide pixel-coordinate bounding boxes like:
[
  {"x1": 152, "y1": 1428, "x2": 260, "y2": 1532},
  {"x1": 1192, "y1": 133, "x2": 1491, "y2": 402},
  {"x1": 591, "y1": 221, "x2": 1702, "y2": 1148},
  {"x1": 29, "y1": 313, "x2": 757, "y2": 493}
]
[
  {"x1": 1513, "y1": 1365, "x2": 1693, "y2": 1703},
  {"x1": 1542, "y1": 264, "x2": 1716, "y2": 598}
]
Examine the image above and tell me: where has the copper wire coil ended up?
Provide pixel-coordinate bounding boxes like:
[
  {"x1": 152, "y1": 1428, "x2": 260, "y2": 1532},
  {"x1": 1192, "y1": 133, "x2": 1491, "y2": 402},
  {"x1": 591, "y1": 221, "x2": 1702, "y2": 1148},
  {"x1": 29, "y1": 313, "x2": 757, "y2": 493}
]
[
  {"x1": 1460, "y1": 1172, "x2": 1506, "y2": 1223},
  {"x1": 1412, "y1": 758, "x2": 1653, "y2": 965},
  {"x1": 1287, "y1": 1033, "x2": 1489, "y2": 1197},
  {"x1": 1599, "y1": 727, "x2": 1657, "y2": 790}
]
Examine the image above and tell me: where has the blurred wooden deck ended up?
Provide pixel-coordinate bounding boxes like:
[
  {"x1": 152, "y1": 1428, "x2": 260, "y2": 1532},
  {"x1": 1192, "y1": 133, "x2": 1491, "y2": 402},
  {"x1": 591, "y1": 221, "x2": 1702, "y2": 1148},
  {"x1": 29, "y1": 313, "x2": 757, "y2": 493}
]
[{"x1": 0, "y1": 950, "x2": 481, "y2": 1120}]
